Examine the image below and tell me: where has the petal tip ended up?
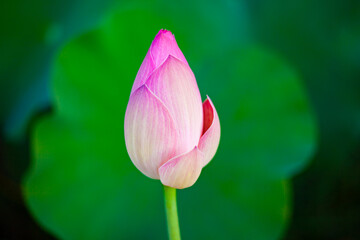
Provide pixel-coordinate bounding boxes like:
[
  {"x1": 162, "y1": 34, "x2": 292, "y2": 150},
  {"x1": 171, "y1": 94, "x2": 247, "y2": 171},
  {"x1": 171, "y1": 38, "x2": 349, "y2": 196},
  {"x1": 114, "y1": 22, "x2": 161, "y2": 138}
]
[
  {"x1": 156, "y1": 29, "x2": 175, "y2": 39},
  {"x1": 204, "y1": 95, "x2": 214, "y2": 106},
  {"x1": 163, "y1": 54, "x2": 184, "y2": 65},
  {"x1": 199, "y1": 96, "x2": 220, "y2": 167},
  {"x1": 150, "y1": 30, "x2": 187, "y2": 67}
]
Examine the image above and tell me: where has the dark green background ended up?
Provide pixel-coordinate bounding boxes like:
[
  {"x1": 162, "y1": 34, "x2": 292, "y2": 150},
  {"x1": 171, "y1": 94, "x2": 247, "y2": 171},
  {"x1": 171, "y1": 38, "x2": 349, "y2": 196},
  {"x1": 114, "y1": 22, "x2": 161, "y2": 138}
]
[{"x1": 0, "y1": 0, "x2": 359, "y2": 239}]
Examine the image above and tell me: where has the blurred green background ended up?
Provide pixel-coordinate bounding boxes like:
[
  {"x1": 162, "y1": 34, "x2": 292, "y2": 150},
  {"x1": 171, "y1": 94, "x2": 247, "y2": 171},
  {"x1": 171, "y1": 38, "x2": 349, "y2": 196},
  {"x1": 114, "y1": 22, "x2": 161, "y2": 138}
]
[{"x1": 0, "y1": 0, "x2": 359, "y2": 239}]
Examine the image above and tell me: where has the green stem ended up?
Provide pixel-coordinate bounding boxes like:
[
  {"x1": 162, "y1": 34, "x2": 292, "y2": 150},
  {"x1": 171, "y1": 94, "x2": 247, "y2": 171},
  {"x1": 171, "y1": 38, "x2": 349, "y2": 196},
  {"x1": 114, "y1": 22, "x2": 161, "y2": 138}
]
[{"x1": 163, "y1": 185, "x2": 181, "y2": 240}]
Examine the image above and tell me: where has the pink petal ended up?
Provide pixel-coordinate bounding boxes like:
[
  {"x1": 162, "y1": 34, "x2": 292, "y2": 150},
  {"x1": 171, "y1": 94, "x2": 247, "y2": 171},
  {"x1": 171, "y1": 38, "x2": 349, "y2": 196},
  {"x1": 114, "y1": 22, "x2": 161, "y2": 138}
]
[
  {"x1": 124, "y1": 85, "x2": 178, "y2": 179},
  {"x1": 150, "y1": 29, "x2": 188, "y2": 67},
  {"x1": 198, "y1": 96, "x2": 221, "y2": 167},
  {"x1": 131, "y1": 51, "x2": 156, "y2": 94},
  {"x1": 159, "y1": 146, "x2": 204, "y2": 189},
  {"x1": 131, "y1": 30, "x2": 187, "y2": 94},
  {"x1": 146, "y1": 55, "x2": 203, "y2": 155}
]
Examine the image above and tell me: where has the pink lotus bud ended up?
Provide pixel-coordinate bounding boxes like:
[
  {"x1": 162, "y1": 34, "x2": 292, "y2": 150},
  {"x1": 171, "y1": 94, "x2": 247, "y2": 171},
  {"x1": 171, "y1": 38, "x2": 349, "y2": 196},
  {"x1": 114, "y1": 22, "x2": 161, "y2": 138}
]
[{"x1": 124, "y1": 30, "x2": 220, "y2": 189}]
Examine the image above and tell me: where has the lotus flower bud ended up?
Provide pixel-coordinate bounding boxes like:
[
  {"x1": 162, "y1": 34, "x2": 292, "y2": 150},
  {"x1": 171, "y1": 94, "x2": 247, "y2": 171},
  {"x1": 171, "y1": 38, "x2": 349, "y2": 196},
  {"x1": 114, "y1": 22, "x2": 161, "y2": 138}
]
[{"x1": 124, "y1": 30, "x2": 220, "y2": 189}]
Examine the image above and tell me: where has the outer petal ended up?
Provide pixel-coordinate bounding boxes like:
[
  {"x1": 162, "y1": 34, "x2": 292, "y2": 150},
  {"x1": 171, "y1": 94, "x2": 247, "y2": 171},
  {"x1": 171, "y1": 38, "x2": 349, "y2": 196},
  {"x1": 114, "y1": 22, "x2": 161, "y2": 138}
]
[
  {"x1": 124, "y1": 85, "x2": 178, "y2": 179},
  {"x1": 198, "y1": 96, "x2": 220, "y2": 167},
  {"x1": 131, "y1": 30, "x2": 187, "y2": 94},
  {"x1": 146, "y1": 55, "x2": 203, "y2": 155},
  {"x1": 131, "y1": 51, "x2": 156, "y2": 94},
  {"x1": 159, "y1": 146, "x2": 204, "y2": 189}
]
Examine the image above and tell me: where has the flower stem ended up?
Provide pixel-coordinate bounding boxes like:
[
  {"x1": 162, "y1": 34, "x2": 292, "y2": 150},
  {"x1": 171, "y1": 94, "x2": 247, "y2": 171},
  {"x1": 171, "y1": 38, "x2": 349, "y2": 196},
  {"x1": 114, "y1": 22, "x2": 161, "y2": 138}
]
[{"x1": 163, "y1": 185, "x2": 181, "y2": 240}]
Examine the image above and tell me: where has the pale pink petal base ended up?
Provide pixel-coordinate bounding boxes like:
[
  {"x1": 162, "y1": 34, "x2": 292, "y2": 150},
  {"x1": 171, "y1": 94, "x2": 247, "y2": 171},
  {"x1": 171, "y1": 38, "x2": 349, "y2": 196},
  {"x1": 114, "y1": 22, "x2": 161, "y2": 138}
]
[
  {"x1": 159, "y1": 147, "x2": 204, "y2": 189},
  {"x1": 198, "y1": 96, "x2": 221, "y2": 167},
  {"x1": 124, "y1": 85, "x2": 178, "y2": 179}
]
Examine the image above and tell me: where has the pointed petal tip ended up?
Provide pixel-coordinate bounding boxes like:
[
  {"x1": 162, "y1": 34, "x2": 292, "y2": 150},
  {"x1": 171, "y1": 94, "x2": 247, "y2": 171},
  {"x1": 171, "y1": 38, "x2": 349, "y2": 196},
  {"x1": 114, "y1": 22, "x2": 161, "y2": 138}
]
[
  {"x1": 204, "y1": 95, "x2": 214, "y2": 106},
  {"x1": 136, "y1": 83, "x2": 149, "y2": 92},
  {"x1": 202, "y1": 97, "x2": 215, "y2": 134},
  {"x1": 130, "y1": 83, "x2": 151, "y2": 97},
  {"x1": 153, "y1": 30, "x2": 175, "y2": 47},
  {"x1": 156, "y1": 29, "x2": 174, "y2": 38},
  {"x1": 150, "y1": 30, "x2": 187, "y2": 67},
  {"x1": 199, "y1": 96, "x2": 220, "y2": 167},
  {"x1": 163, "y1": 54, "x2": 186, "y2": 66}
]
